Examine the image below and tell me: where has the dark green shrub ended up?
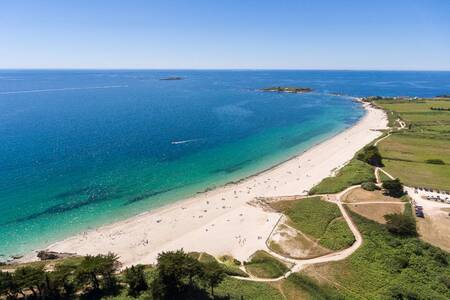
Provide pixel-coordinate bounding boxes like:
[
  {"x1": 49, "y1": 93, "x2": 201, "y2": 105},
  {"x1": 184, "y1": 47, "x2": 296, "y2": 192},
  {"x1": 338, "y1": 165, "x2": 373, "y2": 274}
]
[
  {"x1": 382, "y1": 179, "x2": 404, "y2": 198},
  {"x1": 425, "y1": 159, "x2": 445, "y2": 165},
  {"x1": 357, "y1": 145, "x2": 383, "y2": 167},
  {"x1": 123, "y1": 265, "x2": 148, "y2": 296},
  {"x1": 384, "y1": 213, "x2": 417, "y2": 236},
  {"x1": 361, "y1": 182, "x2": 378, "y2": 191}
]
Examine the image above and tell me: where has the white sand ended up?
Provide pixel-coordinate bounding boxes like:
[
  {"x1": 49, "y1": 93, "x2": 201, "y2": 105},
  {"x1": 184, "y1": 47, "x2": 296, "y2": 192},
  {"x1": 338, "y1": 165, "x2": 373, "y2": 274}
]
[{"x1": 33, "y1": 102, "x2": 387, "y2": 267}]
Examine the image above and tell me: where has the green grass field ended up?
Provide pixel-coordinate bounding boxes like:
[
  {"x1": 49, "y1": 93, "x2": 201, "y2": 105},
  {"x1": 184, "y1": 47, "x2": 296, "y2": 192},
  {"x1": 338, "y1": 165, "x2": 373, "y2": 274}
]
[
  {"x1": 309, "y1": 159, "x2": 375, "y2": 194},
  {"x1": 215, "y1": 277, "x2": 283, "y2": 300},
  {"x1": 244, "y1": 250, "x2": 289, "y2": 279},
  {"x1": 319, "y1": 217, "x2": 356, "y2": 251},
  {"x1": 375, "y1": 98, "x2": 450, "y2": 190},
  {"x1": 382, "y1": 159, "x2": 450, "y2": 190},
  {"x1": 303, "y1": 208, "x2": 450, "y2": 299},
  {"x1": 270, "y1": 197, "x2": 354, "y2": 250},
  {"x1": 378, "y1": 169, "x2": 392, "y2": 182}
]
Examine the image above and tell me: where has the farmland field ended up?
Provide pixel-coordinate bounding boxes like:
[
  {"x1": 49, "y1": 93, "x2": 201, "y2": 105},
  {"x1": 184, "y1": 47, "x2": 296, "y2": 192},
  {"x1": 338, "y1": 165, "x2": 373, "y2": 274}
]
[{"x1": 375, "y1": 98, "x2": 450, "y2": 190}]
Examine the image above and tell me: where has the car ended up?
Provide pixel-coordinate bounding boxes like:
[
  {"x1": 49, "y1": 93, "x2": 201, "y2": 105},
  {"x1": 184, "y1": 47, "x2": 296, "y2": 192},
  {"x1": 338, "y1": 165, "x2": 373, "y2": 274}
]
[
  {"x1": 415, "y1": 206, "x2": 423, "y2": 210},
  {"x1": 416, "y1": 211, "x2": 424, "y2": 218},
  {"x1": 446, "y1": 199, "x2": 450, "y2": 204}
]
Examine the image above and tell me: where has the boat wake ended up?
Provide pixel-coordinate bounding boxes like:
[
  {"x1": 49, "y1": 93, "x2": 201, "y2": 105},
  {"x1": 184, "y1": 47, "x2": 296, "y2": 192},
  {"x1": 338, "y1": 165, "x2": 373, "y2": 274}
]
[
  {"x1": 171, "y1": 138, "x2": 203, "y2": 145},
  {"x1": 0, "y1": 85, "x2": 128, "y2": 95}
]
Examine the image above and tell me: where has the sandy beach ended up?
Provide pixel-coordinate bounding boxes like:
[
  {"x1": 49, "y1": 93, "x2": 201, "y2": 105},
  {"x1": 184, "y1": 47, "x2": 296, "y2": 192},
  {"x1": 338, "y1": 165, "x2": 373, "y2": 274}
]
[{"x1": 26, "y1": 101, "x2": 387, "y2": 267}]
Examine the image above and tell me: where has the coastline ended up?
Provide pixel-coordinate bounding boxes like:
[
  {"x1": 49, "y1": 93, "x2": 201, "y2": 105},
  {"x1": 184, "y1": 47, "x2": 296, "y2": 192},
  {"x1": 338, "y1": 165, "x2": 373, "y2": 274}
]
[{"x1": 20, "y1": 100, "x2": 388, "y2": 267}]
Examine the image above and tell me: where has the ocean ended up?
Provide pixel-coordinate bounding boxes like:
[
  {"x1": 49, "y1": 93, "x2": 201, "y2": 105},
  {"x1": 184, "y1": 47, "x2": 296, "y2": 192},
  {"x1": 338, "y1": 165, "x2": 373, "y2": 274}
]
[{"x1": 1, "y1": 70, "x2": 449, "y2": 259}]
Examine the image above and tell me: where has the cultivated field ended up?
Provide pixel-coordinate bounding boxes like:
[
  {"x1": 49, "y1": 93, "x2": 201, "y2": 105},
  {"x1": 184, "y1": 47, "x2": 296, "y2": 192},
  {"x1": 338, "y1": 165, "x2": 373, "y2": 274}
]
[{"x1": 375, "y1": 98, "x2": 450, "y2": 191}]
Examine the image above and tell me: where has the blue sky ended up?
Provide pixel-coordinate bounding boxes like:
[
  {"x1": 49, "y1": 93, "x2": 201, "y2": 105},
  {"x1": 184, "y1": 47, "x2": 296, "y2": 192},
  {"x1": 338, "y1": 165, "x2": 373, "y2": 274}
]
[{"x1": 1, "y1": 0, "x2": 450, "y2": 70}]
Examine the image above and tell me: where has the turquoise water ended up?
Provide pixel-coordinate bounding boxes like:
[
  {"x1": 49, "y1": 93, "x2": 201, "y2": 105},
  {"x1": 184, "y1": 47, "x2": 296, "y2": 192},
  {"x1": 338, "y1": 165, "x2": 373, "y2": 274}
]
[{"x1": 1, "y1": 70, "x2": 450, "y2": 259}]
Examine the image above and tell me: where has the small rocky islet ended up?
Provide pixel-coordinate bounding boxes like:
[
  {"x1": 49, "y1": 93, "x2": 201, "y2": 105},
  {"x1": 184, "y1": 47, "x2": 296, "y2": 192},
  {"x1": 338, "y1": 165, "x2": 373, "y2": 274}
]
[
  {"x1": 160, "y1": 76, "x2": 184, "y2": 81},
  {"x1": 260, "y1": 86, "x2": 313, "y2": 93}
]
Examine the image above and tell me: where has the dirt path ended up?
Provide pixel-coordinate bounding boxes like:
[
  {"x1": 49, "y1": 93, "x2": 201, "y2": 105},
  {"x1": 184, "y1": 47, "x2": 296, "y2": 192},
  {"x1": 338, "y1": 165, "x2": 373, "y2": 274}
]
[
  {"x1": 234, "y1": 186, "x2": 363, "y2": 282},
  {"x1": 236, "y1": 124, "x2": 396, "y2": 282},
  {"x1": 378, "y1": 168, "x2": 394, "y2": 180}
]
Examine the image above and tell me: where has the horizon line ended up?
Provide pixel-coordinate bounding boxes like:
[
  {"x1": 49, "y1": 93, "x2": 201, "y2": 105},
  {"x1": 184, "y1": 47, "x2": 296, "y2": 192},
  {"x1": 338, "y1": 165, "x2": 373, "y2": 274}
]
[{"x1": 1, "y1": 67, "x2": 450, "y2": 72}]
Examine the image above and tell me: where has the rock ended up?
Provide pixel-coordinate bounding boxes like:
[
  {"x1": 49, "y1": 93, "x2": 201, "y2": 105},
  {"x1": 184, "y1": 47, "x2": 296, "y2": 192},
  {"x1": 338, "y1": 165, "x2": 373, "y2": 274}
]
[
  {"x1": 260, "y1": 86, "x2": 313, "y2": 93},
  {"x1": 37, "y1": 251, "x2": 74, "y2": 261},
  {"x1": 160, "y1": 77, "x2": 184, "y2": 81}
]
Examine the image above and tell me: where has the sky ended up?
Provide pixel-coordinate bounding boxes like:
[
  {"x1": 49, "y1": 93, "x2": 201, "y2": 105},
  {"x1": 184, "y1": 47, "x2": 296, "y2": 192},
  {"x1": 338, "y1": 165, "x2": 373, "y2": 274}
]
[{"x1": 1, "y1": 0, "x2": 450, "y2": 70}]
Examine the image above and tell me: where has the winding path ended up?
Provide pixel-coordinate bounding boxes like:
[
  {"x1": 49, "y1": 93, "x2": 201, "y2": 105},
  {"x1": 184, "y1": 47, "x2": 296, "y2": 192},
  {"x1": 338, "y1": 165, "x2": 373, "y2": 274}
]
[
  {"x1": 234, "y1": 118, "x2": 398, "y2": 282},
  {"x1": 234, "y1": 185, "x2": 363, "y2": 282}
]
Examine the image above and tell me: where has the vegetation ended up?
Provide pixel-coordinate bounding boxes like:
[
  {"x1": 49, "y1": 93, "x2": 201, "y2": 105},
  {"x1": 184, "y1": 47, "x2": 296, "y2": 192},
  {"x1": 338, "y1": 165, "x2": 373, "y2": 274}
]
[
  {"x1": 378, "y1": 170, "x2": 392, "y2": 182},
  {"x1": 214, "y1": 277, "x2": 283, "y2": 300},
  {"x1": 217, "y1": 255, "x2": 248, "y2": 277},
  {"x1": 430, "y1": 107, "x2": 450, "y2": 111},
  {"x1": 356, "y1": 145, "x2": 383, "y2": 167},
  {"x1": 0, "y1": 250, "x2": 231, "y2": 300},
  {"x1": 375, "y1": 98, "x2": 450, "y2": 190},
  {"x1": 305, "y1": 208, "x2": 450, "y2": 299},
  {"x1": 361, "y1": 181, "x2": 377, "y2": 191},
  {"x1": 319, "y1": 218, "x2": 356, "y2": 250},
  {"x1": 309, "y1": 159, "x2": 375, "y2": 194},
  {"x1": 384, "y1": 213, "x2": 417, "y2": 237},
  {"x1": 244, "y1": 251, "x2": 289, "y2": 278},
  {"x1": 123, "y1": 265, "x2": 148, "y2": 297},
  {"x1": 282, "y1": 273, "x2": 346, "y2": 300},
  {"x1": 0, "y1": 253, "x2": 120, "y2": 299},
  {"x1": 382, "y1": 179, "x2": 404, "y2": 198},
  {"x1": 270, "y1": 197, "x2": 354, "y2": 250},
  {"x1": 261, "y1": 86, "x2": 313, "y2": 93},
  {"x1": 426, "y1": 158, "x2": 445, "y2": 164}
]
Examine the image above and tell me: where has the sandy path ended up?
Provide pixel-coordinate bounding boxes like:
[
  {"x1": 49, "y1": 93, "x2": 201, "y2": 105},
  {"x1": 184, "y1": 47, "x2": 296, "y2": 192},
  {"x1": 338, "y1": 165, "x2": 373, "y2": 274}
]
[
  {"x1": 236, "y1": 185, "x2": 364, "y2": 282},
  {"x1": 24, "y1": 102, "x2": 387, "y2": 267}
]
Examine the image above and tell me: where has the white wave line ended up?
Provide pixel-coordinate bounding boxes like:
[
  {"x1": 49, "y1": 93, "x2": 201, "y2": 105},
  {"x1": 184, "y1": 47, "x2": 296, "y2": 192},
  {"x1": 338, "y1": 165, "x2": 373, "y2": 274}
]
[
  {"x1": 0, "y1": 85, "x2": 128, "y2": 95},
  {"x1": 171, "y1": 138, "x2": 202, "y2": 145}
]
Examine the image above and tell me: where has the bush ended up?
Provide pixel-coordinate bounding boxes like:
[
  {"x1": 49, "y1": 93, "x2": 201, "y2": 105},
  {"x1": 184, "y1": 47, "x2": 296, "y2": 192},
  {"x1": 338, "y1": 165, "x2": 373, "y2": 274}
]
[
  {"x1": 123, "y1": 265, "x2": 148, "y2": 296},
  {"x1": 357, "y1": 145, "x2": 383, "y2": 167},
  {"x1": 426, "y1": 159, "x2": 445, "y2": 165},
  {"x1": 361, "y1": 182, "x2": 378, "y2": 191},
  {"x1": 384, "y1": 213, "x2": 417, "y2": 236},
  {"x1": 382, "y1": 179, "x2": 404, "y2": 198}
]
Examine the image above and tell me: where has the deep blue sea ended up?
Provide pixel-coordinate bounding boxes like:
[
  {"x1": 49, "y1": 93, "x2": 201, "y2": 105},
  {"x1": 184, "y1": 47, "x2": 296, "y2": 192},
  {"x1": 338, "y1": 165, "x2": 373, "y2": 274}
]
[{"x1": 1, "y1": 70, "x2": 449, "y2": 259}]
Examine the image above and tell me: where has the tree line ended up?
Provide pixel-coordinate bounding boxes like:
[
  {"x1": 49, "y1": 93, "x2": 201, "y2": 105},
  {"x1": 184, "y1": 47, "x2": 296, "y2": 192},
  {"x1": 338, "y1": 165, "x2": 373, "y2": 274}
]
[{"x1": 0, "y1": 249, "x2": 226, "y2": 300}]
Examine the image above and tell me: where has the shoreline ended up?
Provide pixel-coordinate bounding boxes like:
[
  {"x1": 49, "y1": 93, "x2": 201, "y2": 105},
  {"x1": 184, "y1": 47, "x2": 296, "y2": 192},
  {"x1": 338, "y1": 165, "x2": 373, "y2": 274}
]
[{"x1": 20, "y1": 100, "x2": 388, "y2": 267}]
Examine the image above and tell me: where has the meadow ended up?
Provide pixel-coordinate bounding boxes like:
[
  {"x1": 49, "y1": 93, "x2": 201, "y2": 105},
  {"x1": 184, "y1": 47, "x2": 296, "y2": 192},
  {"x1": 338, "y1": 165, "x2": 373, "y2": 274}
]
[
  {"x1": 309, "y1": 159, "x2": 375, "y2": 195},
  {"x1": 375, "y1": 98, "x2": 450, "y2": 190},
  {"x1": 269, "y1": 197, "x2": 355, "y2": 251}
]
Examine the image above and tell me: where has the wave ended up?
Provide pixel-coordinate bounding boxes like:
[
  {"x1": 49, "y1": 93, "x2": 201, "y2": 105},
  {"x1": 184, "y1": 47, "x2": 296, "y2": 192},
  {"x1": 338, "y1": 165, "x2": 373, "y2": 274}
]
[
  {"x1": 171, "y1": 138, "x2": 203, "y2": 145},
  {"x1": 0, "y1": 85, "x2": 128, "y2": 95}
]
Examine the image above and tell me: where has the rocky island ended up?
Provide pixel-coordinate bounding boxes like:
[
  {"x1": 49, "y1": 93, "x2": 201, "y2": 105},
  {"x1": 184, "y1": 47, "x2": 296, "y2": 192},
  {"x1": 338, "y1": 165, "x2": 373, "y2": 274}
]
[
  {"x1": 260, "y1": 86, "x2": 313, "y2": 93},
  {"x1": 160, "y1": 76, "x2": 184, "y2": 81}
]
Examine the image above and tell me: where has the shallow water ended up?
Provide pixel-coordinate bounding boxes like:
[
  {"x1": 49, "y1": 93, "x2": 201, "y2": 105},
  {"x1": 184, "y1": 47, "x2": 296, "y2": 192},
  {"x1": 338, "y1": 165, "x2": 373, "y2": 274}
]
[{"x1": 1, "y1": 70, "x2": 449, "y2": 259}]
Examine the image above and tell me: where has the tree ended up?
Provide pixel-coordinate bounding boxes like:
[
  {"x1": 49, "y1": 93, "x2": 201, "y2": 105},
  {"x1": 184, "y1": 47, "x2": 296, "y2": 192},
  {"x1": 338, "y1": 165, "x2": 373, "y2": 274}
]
[
  {"x1": 123, "y1": 265, "x2": 148, "y2": 296},
  {"x1": 14, "y1": 265, "x2": 46, "y2": 298},
  {"x1": 201, "y1": 262, "x2": 225, "y2": 298},
  {"x1": 76, "y1": 252, "x2": 120, "y2": 293},
  {"x1": 357, "y1": 145, "x2": 383, "y2": 167},
  {"x1": 50, "y1": 262, "x2": 78, "y2": 297},
  {"x1": 153, "y1": 249, "x2": 204, "y2": 299},
  {"x1": 0, "y1": 271, "x2": 19, "y2": 299},
  {"x1": 384, "y1": 213, "x2": 417, "y2": 236},
  {"x1": 382, "y1": 179, "x2": 404, "y2": 198}
]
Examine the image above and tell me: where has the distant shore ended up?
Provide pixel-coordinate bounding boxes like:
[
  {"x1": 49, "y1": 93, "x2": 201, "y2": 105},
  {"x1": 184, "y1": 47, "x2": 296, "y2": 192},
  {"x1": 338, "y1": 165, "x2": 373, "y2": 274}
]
[{"x1": 21, "y1": 99, "x2": 388, "y2": 267}]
